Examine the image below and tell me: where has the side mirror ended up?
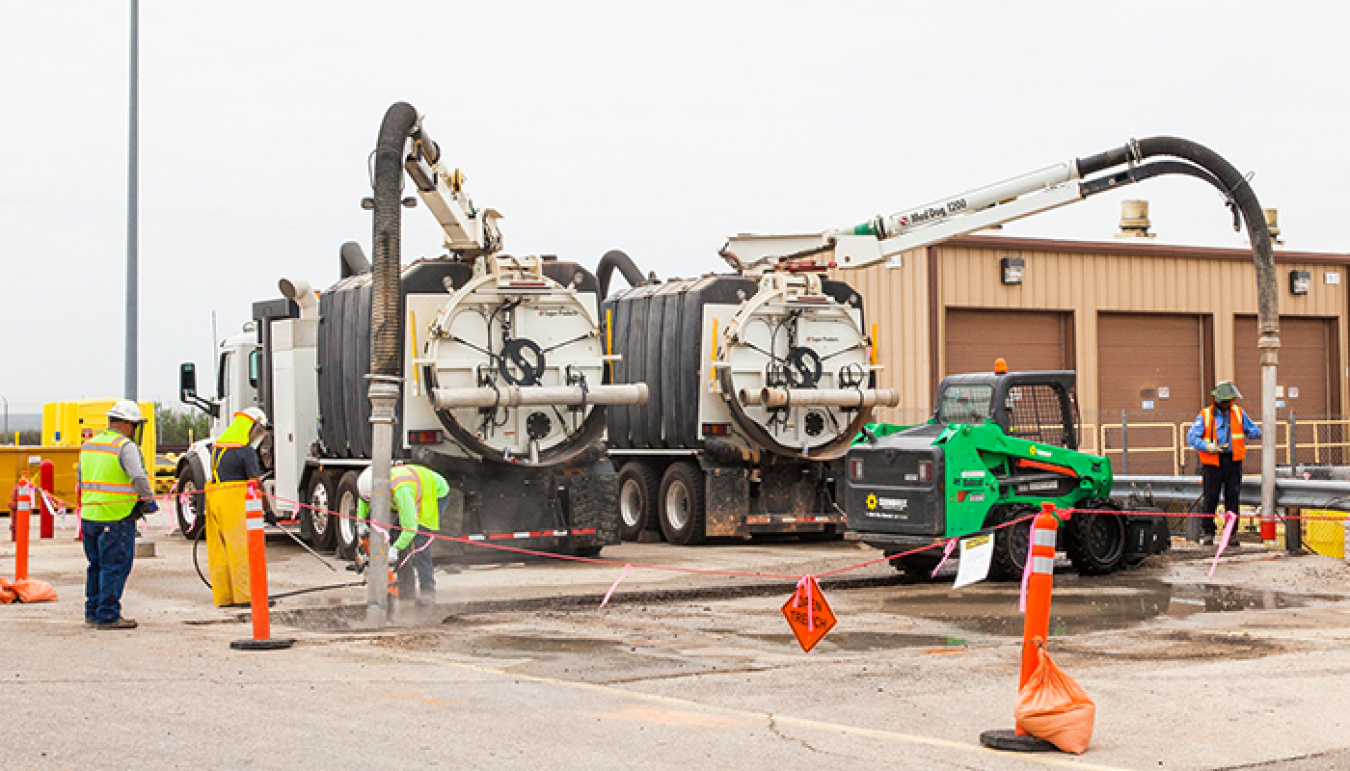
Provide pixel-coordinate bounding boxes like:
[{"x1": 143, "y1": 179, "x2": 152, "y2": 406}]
[{"x1": 180, "y1": 362, "x2": 198, "y2": 402}]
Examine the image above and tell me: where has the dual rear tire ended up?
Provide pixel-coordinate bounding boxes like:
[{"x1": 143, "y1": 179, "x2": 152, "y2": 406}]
[{"x1": 616, "y1": 460, "x2": 706, "y2": 545}]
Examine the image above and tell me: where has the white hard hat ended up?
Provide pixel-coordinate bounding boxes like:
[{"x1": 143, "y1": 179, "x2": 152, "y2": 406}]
[
  {"x1": 107, "y1": 400, "x2": 145, "y2": 424},
  {"x1": 357, "y1": 466, "x2": 373, "y2": 501},
  {"x1": 240, "y1": 406, "x2": 269, "y2": 427}
]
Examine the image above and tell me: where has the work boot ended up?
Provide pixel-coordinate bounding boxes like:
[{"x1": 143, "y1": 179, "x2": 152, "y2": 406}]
[
  {"x1": 97, "y1": 618, "x2": 138, "y2": 630},
  {"x1": 1201, "y1": 534, "x2": 1215, "y2": 546},
  {"x1": 416, "y1": 593, "x2": 436, "y2": 608},
  {"x1": 84, "y1": 618, "x2": 96, "y2": 627},
  {"x1": 1227, "y1": 537, "x2": 1242, "y2": 549}
]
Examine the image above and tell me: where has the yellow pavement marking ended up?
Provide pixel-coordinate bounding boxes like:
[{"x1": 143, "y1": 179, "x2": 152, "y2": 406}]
[{"x1": 383, "y1": 652, "x2": 1129, "y2": 770}]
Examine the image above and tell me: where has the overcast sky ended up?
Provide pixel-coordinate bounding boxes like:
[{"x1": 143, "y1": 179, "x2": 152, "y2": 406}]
[{"x1": 2, "y1": 1, "x2": 1347, "y2": 413}]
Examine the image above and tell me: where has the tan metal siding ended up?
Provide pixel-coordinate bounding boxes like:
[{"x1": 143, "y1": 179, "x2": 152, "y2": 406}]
[{"x1": 836, "y1": 236, "x2": 1350, "y2": 432}]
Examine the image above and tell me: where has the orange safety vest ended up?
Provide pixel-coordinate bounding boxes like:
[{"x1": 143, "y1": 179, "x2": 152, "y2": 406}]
[{"x1": 1198, "y1": 404, "x2": 1247, "y2": 465}]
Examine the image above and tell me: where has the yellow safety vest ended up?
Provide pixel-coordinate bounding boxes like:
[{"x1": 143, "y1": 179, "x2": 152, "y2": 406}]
[
  {"x1": 1199, "y1": 405, "x2": 1247, "y2": 465},
  {"x1": 79, "y1": 429, "x2": 138, "y2": 522},
  {"x1": 392, "y1": 465, "x2": 441, "y2": 531}
]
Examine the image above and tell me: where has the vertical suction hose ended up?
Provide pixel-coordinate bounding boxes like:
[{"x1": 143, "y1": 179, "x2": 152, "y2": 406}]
[
  {"x1": 371, "y1": 102, "x2": 418, "y2": 377},
  {"x1": 366, "y1": 101, "x2": 419, "y2": 617}
]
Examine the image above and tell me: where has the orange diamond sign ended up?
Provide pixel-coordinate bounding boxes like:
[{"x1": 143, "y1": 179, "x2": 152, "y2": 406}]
[{"x1": 781, "y1": 575, "x2": 837, "y2": 652}]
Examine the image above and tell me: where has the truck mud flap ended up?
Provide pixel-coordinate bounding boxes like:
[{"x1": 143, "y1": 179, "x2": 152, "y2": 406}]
[{"x1": 701, "y1": 463, "x2": 749, "y2": 538}]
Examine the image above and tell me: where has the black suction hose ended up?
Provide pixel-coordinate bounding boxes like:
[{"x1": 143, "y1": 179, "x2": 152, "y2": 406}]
[
  {"x1": 371, "y1": 102, "x2": 419, "y2": 378},
  {"x1": 1077, "y1": 136, "x2": 1277, "y2": 335},
  {"x1": 596, "y1": 249, "x2": 648, "y2": 298}
]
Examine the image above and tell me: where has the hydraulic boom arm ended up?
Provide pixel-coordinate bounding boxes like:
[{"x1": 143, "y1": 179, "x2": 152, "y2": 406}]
[
  {"x1": 401, "y1": 120, "x2": 503, "y2": 257},
  {"x1": 721, "y1": 138, "x2": 1235, "y2": 271}
]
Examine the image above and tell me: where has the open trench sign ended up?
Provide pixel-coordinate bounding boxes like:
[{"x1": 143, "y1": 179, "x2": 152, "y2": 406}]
[{"x1": 781, "y1": 575, "x2": 837, "y2": 652}]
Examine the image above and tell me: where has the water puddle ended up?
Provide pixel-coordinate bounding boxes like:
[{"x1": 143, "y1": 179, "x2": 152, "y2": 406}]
[
  {"x1": 878, "y1": 578, "x2": 1342, "y2": 637},
  {"x1": 740, "y1": 631, "x2": 971, "y2": 651}
]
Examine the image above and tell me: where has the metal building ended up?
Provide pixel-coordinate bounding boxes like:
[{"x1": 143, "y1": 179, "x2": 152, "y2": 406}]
[{"x1": 834, "y1": 225, "x2": 1350, "y2": 474}]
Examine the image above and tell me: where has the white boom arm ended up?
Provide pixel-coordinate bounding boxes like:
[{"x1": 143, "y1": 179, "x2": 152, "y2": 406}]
[
  {"x1": 403, "y1": 123, "x2": 503, "y2": 256},
  {"x1": 723, "y1": 160, "x2": 1088, "y2": 271}
]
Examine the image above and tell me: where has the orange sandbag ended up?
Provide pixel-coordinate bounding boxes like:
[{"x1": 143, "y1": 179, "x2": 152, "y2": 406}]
[
  {"x1": 1014, "y1": 638, "x2": 1095, "y2": 754},
  {"x1": 0, "y1": 577, "x2": 15, "y2": 604},
  {"x1": 11, "y1": 579, "x2": 58, "y2": 603}
]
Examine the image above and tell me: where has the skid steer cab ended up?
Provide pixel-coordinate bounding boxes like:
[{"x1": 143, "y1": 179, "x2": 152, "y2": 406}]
[{"x1": 844, "y1": 364, "x2": 1169, "y2": 579}]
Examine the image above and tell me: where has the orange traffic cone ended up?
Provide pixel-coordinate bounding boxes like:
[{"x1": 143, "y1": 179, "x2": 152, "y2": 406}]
[{"x1": 230, "y1": 483, "x2": 294, "y2": 651}]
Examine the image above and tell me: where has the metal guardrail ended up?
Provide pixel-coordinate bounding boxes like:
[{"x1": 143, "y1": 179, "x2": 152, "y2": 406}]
[{"x1": 1112, "y1": 475, "x2": 1350, "y2": 511}]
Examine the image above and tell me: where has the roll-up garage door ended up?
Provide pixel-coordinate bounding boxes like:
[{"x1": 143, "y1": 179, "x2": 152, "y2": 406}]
[
  {"x1": 945, "y1": 309, "x2": 1073, "y2": 376},
  {"x1": 1235, "y1": 316, "x2": 1340, "y2": 465},
  {"x1": 1097, "y1": 313, "x2": 1210, "y2": 474}
]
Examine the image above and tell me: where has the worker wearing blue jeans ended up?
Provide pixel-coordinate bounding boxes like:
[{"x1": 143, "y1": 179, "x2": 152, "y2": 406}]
[{"x1": 79, "y1": 400, "x2": 156, "y2": 629}]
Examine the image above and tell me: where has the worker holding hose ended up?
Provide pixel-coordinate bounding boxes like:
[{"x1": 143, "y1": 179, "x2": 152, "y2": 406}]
[
  {"x1": 357, "y1": 463, "x2": 448, "y2": 606},
  {"x1": 205, "y1": 407, "x2": 268, "y2": 606}
]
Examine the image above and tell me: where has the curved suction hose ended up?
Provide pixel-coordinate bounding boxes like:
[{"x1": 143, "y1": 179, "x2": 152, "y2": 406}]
[
  {"x1": 1079, "y1": 135, "x2": 1279, "y2": 538},
  {"x1": 596, "y1": 249, "x2": 648, "y2": 298}
]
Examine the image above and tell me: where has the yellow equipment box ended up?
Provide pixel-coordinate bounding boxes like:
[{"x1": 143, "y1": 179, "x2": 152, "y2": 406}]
[
  {"x1": 0, "y1": 446, "x2": 80, "y2": 516},
  {"x1": 42, "y1": 399, "x2": 157, "y2": 472}
]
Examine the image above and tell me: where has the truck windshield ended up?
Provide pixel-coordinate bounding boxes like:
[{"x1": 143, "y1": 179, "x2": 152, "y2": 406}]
[{"x1": 937, "y1": 384, "x2": 993, "y2": 424}]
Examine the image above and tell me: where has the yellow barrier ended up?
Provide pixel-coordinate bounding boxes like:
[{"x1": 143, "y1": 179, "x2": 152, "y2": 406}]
[{"x1": 1303, "y1": 510, "x2": 1348, "y2": 559}]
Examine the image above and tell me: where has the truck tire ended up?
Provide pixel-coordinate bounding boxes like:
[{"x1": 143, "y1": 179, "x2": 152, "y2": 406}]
[
  {"x1": 175, "y1": 463, "x2": 207, "y2": 540},
  {"x1": 659, "y1": 461, "x2": 706, "y2": 545},
  {"x1": 617, "y1": 461, "x2": 658, "y2": 541},
  {"x1": 334, "y1": 470, "x2": 365, "y2": 560},
  {"x1": 304, "y1": 471, "x2": 338, "y2": 551},
  {"x1": 1065, "y1": 498, "x2": 1127, "y2": 575},
  {"x1": 989, "y1": 503, "x2": 1037, "y2": 581}
]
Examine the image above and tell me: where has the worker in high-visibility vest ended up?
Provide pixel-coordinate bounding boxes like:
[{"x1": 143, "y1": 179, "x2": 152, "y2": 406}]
[
  {"x1": 357, "y1": 464, "x2": 448, "y2": 606},
  {"x1": 79, "y1": 400, "x2": 156, "y2": 630},
  {"x1": 1186, "y1": 381, "x2": 1262, "y2": 546},
  {"x1": 204, "y1": 407, "x2": 268, "y2": 606}
]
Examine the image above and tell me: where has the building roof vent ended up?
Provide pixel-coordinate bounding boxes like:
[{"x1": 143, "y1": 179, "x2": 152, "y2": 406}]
[
  {"x1": 1264, "y1": 208, "x2": 1284, "y2": 246},
  {"x1": 1115, "y1": 200, "x2": 1155, "y2": 239}
]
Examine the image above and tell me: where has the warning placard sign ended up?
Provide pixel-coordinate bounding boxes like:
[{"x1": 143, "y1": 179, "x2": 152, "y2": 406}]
[{"x1": 781, "y1": 575, "x2": 837, "y2": 653}]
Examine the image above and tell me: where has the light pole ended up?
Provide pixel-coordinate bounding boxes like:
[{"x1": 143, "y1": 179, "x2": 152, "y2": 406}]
[
  {"x1": 125, "y1": 0, "x2": 139, "y2": 399},
  {"x1": 2, "y1": 396, "x2": 7, "y2": 442}
]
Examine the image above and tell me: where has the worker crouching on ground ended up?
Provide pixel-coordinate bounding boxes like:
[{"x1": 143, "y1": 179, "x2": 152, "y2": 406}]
[
  {"x1": 357, "y1": 464, "x2": 448, "y2": 606},
  {"x1": 79, "y1": 400, "x2": 156, "y2": 630},
  {"x1": 205, "y1": 407, "x2": 268, "y2": 607},
  {"x1": 1187, "y1": 381, "x2": 1262, "y2": 546}
]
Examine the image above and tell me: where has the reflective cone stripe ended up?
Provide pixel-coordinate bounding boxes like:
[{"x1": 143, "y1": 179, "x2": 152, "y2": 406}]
[
  {"x1": 1016, "y1": 501, "x2": 1059, "y2": 736},
  {"x1": 244, "y1": 484, "x2": 272, "y2": 642},
  {"x1": 15, "y1": 484, "x2": 31, "y2": 581}
]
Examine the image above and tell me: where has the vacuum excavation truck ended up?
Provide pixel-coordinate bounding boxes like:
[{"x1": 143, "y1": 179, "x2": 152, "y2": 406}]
[{"x1": 176, "y1": 107, "x2": 646, "y2": 561}]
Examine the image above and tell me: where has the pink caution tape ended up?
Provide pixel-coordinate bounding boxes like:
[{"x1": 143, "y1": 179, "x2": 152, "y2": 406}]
[
  {"x1": 599, "y1": 563, "x2": 633, "y2": 609},
  {"x1": 930, "y1": 538, "x2": 957, "y2": 579},
  {"x1": 1019, "y1": 529, "x2": 1036, "y2": 612},
  {"x1": 1208, "y1": 511, "x2": 1239, "y2": 577},
  {"x1": 792, "y1": 575, "x2": 816, "y2": 631}
]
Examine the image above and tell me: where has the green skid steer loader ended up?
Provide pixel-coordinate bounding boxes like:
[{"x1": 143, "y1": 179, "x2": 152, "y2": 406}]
[{"x1": 844, "y1": 365, "x2": 1170, "y2": 579}]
